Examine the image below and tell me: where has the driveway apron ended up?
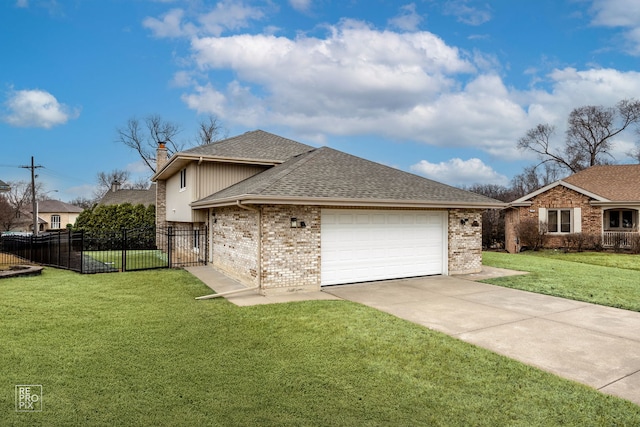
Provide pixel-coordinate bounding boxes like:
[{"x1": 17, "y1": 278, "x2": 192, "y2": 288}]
[{"x1": 324, "y1": 275, "x2": 640, "y2": 406}]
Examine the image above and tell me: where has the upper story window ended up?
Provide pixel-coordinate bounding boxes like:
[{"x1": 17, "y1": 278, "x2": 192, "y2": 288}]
[
  {"x1": 51, "y1": 214, "x2": 61, "y2": 230},
  {"x1": 179, "y1": 168, "x2": 187, "y2": 190}
]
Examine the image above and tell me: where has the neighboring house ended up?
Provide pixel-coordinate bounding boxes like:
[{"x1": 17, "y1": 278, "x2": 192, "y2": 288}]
[
  {"x1": 99, "y1": 181, "x2": 156, "y2": 207},
  {"x1": 152, "y1": 130, "x2": 504, "y2": 294},
  {"x1": 505, "y1": 165, "x2": 640, "y2": 253},
  {"x1": 36, "y1": 199, "x2": 83, "y2": 232},
  {"x1": 0, "y1": 180, "x2": 9, "y2": 192}
]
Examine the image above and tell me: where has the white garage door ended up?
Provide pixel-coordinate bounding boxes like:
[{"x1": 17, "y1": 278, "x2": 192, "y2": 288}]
[{"x1": 321, "y1": 209, "x2": 447, "y2": 286}]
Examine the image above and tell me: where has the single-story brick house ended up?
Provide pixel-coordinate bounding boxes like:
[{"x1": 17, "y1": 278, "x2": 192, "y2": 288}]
[
  {"x1": 505, "y1": 165, "x2": 640, "y2": 253},
  {"x1": 152, "y1": 130, "x2": 504, "y2": 294}
]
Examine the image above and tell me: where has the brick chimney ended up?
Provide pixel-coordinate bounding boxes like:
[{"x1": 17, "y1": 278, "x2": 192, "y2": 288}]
[
  {"x1": 111, "y1": 180, "x2": 121, "y2": 192},
  {"x1": 157, "y1": 142, "x2": 168, "y2": 171}
]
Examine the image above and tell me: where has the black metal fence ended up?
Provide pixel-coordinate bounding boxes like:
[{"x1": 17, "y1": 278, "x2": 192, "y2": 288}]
[{"x1": 0, "y1": 226, "x2": 207, "y2": 274}]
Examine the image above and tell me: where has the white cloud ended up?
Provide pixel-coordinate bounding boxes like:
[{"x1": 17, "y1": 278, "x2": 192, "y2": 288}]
[
  {"x1": 442, "y1": 0, "x2": 492, "y2": 26},
  {"x1": 411, "y1": 158, "x2": 509, "y2": 187},
  {"x1": 138, "y1": 6, "x2": 640, "y2": 164},
  {"x1": 143, "y1": 1, "x2": 264, "y2": 38},
  {"x1": 388, "y1": 3, "x2": 423, "y2": 32},
  {"x1": 15, "y1": 0, "x2": 28, "y2": 8},
  {"x1": 590, "y1": 0, "x2": 640, "y2": 54},
  {"x1": 289, "y1": 0, "x2": 311, "y2": 13},
  {"x1": 3, "y1": 89, "x2": 79, "y2": 129},
  {"x1": 143, "y1": 8, "x2": 189, "y2": 38}
]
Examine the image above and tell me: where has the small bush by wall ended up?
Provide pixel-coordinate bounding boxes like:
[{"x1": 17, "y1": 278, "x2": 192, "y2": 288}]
[{"x1": 515, "y1": 218, "x2": 547, "y2": 251}]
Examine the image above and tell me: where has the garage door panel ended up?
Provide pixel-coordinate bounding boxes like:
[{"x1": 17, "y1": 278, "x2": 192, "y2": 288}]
[{"x1": 321, "y1": 210, "x2": 447, "y2": 286}]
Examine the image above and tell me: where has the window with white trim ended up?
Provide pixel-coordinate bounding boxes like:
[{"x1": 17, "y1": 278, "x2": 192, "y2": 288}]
[
  {"x1": 607, "y1": 210, "x2": 635, "y2": 230},
  {"x1": 539, "y1": 207, "x2": 582, "y2": 234},
  {"x1": 51, "y1": 214, "x2": 61, "y2": 230},
  {"x1": 179, "y1": 168, "x2": 187, "y2": 190}
]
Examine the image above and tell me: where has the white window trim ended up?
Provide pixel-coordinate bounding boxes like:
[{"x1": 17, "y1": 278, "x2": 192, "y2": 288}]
[
  {"x1": 50, "y1": 214, "x2": 61, "y2": 230},
  {"x1": 179, "y1": 168, "x2": 187, "y2": 192},
  {"x1": 539, "y1": 207, "x2": 581, "y2": 234}
]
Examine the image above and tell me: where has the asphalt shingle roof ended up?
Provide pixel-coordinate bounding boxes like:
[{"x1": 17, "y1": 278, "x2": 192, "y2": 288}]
[
  {"x1": 563, "y1": 165, "x2": 640, "y2": 201},
  {"x1": 195, "y1": 147, "x2": 502, "y2": 206},
  {"x1": 99, "y1": 184, "x2": 156, "y2": 206},
  {"x1": 183, "y1": 130, "x2": 314, "y2": 162},
  {"x1": 37, "y1": 199, "x2": 83, "y2": 213}
]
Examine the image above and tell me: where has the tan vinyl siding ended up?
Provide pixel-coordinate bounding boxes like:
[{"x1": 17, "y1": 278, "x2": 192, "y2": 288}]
[{"x1": 195, "y1": 163, "x2": 269, "y2": 201}]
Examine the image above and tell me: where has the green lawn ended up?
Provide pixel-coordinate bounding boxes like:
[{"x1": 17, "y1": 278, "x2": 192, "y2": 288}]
[
  {"x1": 483, "y1": 251, "x2": 640, "y2": 311},
  {"x1": 1, "y1": 268, "x2": 639, "y2": 425},
  {"x1": 84, "y1": 249, "x2": 168, "y2": 270}
]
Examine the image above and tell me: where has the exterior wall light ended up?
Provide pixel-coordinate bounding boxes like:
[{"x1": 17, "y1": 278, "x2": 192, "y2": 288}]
[
  {"x1": 460, "y1": 218, "x2": 469, "y2": 225},
  {"x1": 291, "y1": 217, "x2": 298, "y2": 228}
]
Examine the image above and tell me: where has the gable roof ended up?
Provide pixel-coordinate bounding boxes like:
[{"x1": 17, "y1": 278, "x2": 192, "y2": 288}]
[
  {"x1": 153, "y1": 130, "x2": 314, "y2": 181},
  {"x1": 563, "y1": 165, "x2": 640, "y2": 201},
  {"x1": 192, "y1": 147, "x2": 504, "y2": 209},
  {"x1": 37, "y1": 199, "x2": 83, "y2": 214},
  {"x1": 0, "y1": 179, "x2": 9, "y2": 192},
  {"x1": 510, "y1": 164, "x2": 640, "y2": 206},
  {"x1": 99, "y1": 184, "x2": 156, "y2": 206},
  {"x1": 183, "y1": 130, "x2": 314, "y2": 161}
]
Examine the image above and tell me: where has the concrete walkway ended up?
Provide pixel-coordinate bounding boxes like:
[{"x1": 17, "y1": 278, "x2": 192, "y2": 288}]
[
  {"x1": 185, "y1": 265, "x2": 640, "y2": 406},
  {"x1": 324, "y1": 275, "x2": 640, "y2": 406}
]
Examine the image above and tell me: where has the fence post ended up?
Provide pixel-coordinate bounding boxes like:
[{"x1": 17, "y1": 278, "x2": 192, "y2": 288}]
[
  {"x1": 204, "y1": 225, "x2": 209, "y2": 265},
  {"x1": 122, "y1": 227, "x2": 127, "y2": 272},
  {"x1": 167, "y1": 226, "x2": 173, "y2": 268}
]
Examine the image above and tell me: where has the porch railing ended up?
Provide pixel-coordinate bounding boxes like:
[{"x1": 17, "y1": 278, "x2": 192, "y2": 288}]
[{"x1": 602, "y1": 231, "x2": 637, "y2": 248}]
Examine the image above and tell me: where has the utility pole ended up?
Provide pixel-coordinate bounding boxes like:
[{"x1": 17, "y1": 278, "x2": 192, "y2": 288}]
[{"x1": 20, "y1": 156, "x2": 43, "y2": 236}]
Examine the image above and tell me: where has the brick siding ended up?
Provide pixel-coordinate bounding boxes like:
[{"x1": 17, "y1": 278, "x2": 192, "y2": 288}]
[
  {"x1": 448, "y1": 209, "x2": 483, "y2": 274},
  {"x1": 260, "y1": 205, "x2": 321, "y2": 294},
  {"x1": 211, "y1": 205, "x2": 483, "y2": 293},
  {"x1": 211, "y1": 206, "x2": 260, "y2": 287},
  {"x1": 505, "y1": 185, "x2": 602, "y2": 253}
]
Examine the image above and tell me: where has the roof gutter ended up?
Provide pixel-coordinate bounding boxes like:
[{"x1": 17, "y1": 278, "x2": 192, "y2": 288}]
[{"x1": 190, "y1": 195, "x2": 506, "y2": 210}]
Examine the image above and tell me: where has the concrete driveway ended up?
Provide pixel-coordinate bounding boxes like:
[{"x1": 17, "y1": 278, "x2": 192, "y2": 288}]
[{"x1": 324, "y1": 274, "x2": 640, "y2": 406}]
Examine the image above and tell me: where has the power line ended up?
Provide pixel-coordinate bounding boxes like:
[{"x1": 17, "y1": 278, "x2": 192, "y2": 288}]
[{"x1": 19, "y1": 157, "x2": 43, "y2": 236}]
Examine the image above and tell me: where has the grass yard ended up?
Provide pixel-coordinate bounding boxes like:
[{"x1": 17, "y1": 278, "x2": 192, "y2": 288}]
[
  {"x1": 1, "y1": 268, "x2": 639, "y2": 426},
  {"x1": 84, "y1": 249, "x2": 168, "y2": 270},
  {"x1": 483, "y1": 251, "x2": 640, "y2": 312}
]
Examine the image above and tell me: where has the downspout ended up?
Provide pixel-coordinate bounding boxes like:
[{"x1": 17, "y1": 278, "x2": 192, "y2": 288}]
[{"x1": 236, "y1": 201, "x2": 262, "y2": 293}]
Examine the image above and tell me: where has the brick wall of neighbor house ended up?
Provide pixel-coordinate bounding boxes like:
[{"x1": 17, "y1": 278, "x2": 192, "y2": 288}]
[
  {"x1": 212, "y1": 206, "x2": 260, "y2": 287},
  {"x1": 505, "y1": 186, "x2": 601, "y2": 253},
  {"x1": 504, "y1": 208, "x2": 520, "y2": 254},
  {"x1": 260, "y1": 205, "x2": 321, "y2": 294},
  {"x1": 448, "y1": 209, "x2": 483, "y2": 275}
]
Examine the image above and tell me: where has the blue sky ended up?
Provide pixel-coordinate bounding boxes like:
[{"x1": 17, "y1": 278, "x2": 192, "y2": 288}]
[{"x1": 2, "y1": 0, "x2": 640, "y2": 202}]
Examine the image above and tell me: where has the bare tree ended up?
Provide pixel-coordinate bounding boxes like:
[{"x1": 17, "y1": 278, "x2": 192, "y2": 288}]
[
  {"x1": 0, "y1": 195, "x2": 13, "y2": 231},
  {"x1": 510, "y1": 164, "x2": 562, "y2": 198},
  {"x1": 0, "y1": 180, "x2": 42, "y2": 231},
  {"x1": 519, "y1": 99, "x2": 640, "y2": 173},
  {"x1": 67, "y1": 196, "x2": 97, "y2": 210},
  {"x1": 196, "y1": 114, "x2": 226, "y2": 146},
  {"x1": 94, "y1": 169, "x2": 131, "y2": 199},
  {"x1": 116, "y1": 115, "x2": 181, "y2": 174}
]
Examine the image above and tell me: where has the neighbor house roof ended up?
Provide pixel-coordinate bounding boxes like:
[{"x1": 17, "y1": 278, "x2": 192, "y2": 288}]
[
  {"x1": 153, "y1": 130, "x2": 314, "y2": 181},
  {"x1": 509, "y1": 164, "x2": 640, "y2": 207},
  {"x1": 99, "y1": 183, "x2": 156, "y2": 206},
  {"x1": 37, "y1": 199, "x2": 83, "y2": 213},
  {"x1": 192, "y1": 147, "x2": 504, "y2": 209},
  {"x1": 0, "y1": 179, "x2": 9, "y2": 192},
  {"x1": 563, "y1": 165, "x2": 640, "y2": 201}
]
